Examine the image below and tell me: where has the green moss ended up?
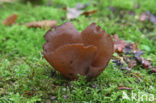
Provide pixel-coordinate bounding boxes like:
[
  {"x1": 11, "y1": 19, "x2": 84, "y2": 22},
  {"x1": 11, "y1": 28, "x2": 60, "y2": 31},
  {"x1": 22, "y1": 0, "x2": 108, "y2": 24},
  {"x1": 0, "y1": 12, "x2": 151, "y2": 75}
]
[{"x1": 0, "y1": 0, "x2": 155, "y2": 102}]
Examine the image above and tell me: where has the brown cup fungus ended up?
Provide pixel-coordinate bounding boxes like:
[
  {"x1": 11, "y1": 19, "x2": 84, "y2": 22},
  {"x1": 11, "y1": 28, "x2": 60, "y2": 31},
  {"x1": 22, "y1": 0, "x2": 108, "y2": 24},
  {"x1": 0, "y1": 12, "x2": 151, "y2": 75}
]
[{"x1": 43, "y1": 22, "x2": 114, "y2": 79}]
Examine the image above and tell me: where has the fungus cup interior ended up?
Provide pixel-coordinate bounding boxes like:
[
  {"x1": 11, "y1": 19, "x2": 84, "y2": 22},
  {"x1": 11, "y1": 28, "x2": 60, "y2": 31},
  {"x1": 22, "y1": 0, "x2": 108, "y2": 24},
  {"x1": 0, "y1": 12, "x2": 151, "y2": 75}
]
[{"x1": 43, "y1": 22, "x2": 114, "y2": 80}]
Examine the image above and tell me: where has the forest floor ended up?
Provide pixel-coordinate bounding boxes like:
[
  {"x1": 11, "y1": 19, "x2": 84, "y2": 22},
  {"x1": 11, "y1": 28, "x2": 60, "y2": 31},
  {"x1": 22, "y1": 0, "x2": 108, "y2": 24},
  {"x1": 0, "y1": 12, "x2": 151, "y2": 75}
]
[{"x1": 0, "y1": 0, "x2": 156, "y2": 102}]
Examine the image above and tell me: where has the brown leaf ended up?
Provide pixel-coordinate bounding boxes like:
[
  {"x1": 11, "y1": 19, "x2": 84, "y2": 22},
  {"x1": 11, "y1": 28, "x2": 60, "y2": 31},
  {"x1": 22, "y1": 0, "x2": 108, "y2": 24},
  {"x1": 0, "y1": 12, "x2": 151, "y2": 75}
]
[
  {"x1": 26, "y1": 20, "x2": 57, "y2": 28},
  {"x1": 118, "y1": 86, "x2": 133, "y2": 90},
  {"x1": 82, "y1": 10, "x2": 97, "y2": 16},
  {"x1": 134, "y1": 53, "x2": 156, "y2": 73},
  {"x1": 3, "y1": 14, "x2": 18, "y2": 26},
  {"x1": 123, "y1": 43, "x2": 140, "y2": 54},
  {"x1": 141, "y1": 58, "x2": 152, "y2": 68},
  {"x1": 140, "y1": 58, "x2": 156, "y2": 73},
  {"x1": 24, "y1": 90, "x2": 35, "y2": 96},
  {"x1": 113, "y1": 34, "x2": 141, "y2": 54},
  {"x1": 131, "y1": 72, "x2": 143, "y2": 79},
  {"x1": 43, "y1": 22, "x2": 114, "y2": 79},
  {"x1": 135, "y1": 73, "x2": 143, "y2": 79},
  {"x1": 113, "y1": 34, "x2": 127, "y2": 53}
]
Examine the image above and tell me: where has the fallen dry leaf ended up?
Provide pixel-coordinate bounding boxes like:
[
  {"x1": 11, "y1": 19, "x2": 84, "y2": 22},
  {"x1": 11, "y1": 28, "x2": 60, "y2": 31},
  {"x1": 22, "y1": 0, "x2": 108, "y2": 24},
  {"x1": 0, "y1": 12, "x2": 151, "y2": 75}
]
[
  {"x1": 135, "y1": 73, "x2": 143, "y2": 79},
  {"x1": 131, "y1": 72, "x2": 143, "y2": 79},
  {"x1": 135, "y1": 57, "x2": 156, "y2": 73},
  {"x1": 24, "y1": 90, "x2": 35, "y2": 96},
  {"x1": 65, "y1": 2, "x2": 96, "y2": 20},
  {"x1": 82, "y1": 10, "x2": 97, "y2": 16},
  {"x1": 3, "y1": 14, "x2": 18, "y2": 26},
  {"x1": 113, "y1": 34, "x2": 127, "y2": 53},
  {"x1": 43, "y1": 22, "x2": 114, "y2": 79},
  {"x1": 118, "y1": 86, "x2": 133, "y2": 90},
  {"x1": 26, "y1": 20, "x2": 57, "y2": 28}
]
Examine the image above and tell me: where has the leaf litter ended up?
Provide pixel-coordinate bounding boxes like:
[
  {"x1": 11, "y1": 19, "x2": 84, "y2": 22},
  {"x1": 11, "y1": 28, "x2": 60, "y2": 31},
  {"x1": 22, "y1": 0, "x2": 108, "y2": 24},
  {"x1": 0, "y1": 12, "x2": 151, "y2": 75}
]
[
  {"x1": 2, "y1": 14, "x2": 18, "y2": 26},
  {"x1": 26, "y1": 20, "x2": 57, "y2": 29},
  {"x1": 118, "y1": 86, "x2": 133, "y2": 90},
  {"x1": 2, "y1": 6, "x2": 155, "y2": 76},
  {"x1": 2, "y1": 14, "x2": 57, "y2": 29},
  {"x1": 112, "y1": 34, "x2": 156, "y2": 73},
  {"x1": 140, "y1": 11, "x2": 156, "y2": 24},
  {"x1": 2, "y1": 12, "x2": 154, "y2": 74},
  {"x1": 65, "y1": 2, "x2": 97, "y2": 20}
]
